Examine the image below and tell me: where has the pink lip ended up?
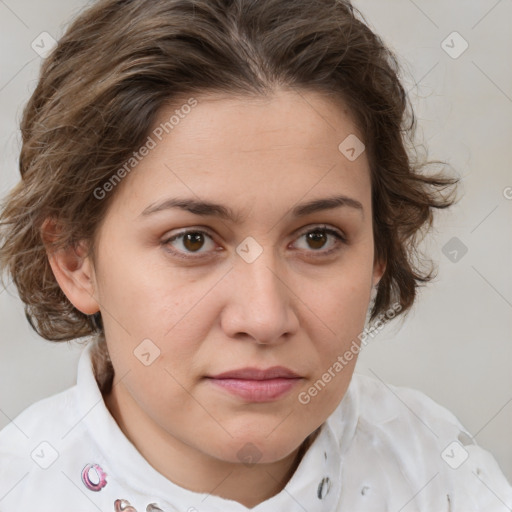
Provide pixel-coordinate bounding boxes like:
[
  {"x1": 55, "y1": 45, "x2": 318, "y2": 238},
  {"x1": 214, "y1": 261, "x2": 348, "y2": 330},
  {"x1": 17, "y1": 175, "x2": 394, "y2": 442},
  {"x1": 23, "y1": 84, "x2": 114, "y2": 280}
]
[
  {"x1": 210, "y1": 366, "x2": 300, "y2": 380},
  {"x1": 206, "y1": 366, "x2": 302, "y2": 402}
]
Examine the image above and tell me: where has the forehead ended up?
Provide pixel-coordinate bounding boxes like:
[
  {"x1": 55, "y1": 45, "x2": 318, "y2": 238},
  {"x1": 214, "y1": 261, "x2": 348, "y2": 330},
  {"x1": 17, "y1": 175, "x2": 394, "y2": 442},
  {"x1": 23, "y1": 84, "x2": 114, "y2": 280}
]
[
  {"x1": 107, "y1": 88, "x2": 371, "y2": 220},
  {"x1": 155, "y1": 88, "x2": 362, "y2": 159}
]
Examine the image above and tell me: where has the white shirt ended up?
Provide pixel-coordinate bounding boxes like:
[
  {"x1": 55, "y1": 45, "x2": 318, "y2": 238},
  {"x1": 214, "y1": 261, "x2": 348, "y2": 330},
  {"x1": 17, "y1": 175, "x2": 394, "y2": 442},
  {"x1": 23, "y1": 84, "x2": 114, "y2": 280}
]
[{"x1": 1, "y1": 341, "x2": 511, "y2": 512}]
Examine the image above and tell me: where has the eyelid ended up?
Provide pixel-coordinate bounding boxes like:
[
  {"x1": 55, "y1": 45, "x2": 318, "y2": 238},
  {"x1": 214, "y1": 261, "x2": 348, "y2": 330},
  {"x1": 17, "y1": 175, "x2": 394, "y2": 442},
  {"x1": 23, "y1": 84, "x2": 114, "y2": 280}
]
[
  {"x1": 289, "y1": 224, "x2": 347, "y2": 257},
  {"x1": 161, "y1": 227, "x2": 218, "y2": 259},
  {"x1": 162, "y1": 223, "x2": 347, "y2": 259},
  {"x1": 293, "y1": 224, "x2": 347, "y2": 242}
]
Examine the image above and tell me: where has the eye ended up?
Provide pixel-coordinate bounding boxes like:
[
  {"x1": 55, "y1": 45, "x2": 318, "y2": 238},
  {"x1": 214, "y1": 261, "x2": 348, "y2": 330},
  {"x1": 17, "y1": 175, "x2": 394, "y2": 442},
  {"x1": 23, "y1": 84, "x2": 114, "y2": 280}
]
[
  {"x1": 162, "y1": 229, "x2": 218, "y2": 259},
  {"x1": 162, "y1": 225, "x2": 347, "y2": 260},
  {"x1": 291, "y1": 225, "x2": 347, "y2": 256}
]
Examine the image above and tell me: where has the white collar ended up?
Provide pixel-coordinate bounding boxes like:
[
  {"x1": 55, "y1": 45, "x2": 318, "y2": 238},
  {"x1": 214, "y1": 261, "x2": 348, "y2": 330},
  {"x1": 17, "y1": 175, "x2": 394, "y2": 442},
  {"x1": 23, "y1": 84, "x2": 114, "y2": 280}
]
[{"x1": 77, "y1": 341, "x2": 359, "y2": 511}]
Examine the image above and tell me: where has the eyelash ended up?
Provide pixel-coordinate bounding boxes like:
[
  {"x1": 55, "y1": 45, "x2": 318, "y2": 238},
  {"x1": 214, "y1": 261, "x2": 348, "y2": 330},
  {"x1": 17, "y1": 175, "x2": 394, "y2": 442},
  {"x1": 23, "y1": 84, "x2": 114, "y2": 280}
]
[{"x1": 161, "y1": 225, "x2": 347, "y2": 260}]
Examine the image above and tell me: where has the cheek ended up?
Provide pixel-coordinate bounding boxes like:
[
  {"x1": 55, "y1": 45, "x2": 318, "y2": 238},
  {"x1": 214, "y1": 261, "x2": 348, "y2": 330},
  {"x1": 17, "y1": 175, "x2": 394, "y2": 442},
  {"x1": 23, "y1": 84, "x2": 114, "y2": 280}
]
[
  {"x1": 302, "y1": 252, "x2": 373, "y2": 369},
  {"x1": 93, "y1": 259, "x2": 212, "y2": 406},
  {"x1": 125, "y1": 363, "x2": 191, "y2": 409},
  {"x1": 95, "y1": 241, "x2": 209, "y2": 336},
  {"x1": 307, "y1": 253, "x2": 373, "y2": 326}
]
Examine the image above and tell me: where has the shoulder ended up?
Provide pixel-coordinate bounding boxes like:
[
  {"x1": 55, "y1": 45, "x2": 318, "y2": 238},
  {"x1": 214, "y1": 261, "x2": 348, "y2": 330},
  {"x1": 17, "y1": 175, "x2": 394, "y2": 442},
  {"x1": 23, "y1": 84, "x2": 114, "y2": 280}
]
[
  {"x1": 332, "y1": 372, "x2": 512, "y2": 511},
  {"x1": 0, "y1": 386, "x2": 89, "y2": 507},
  {"x1": 0, "y1": 385, "x2": 78, "y2": 451},
  {"x1": 349, "y1": 372, "x2": 466, "y2": 429},
  {"x1": 340, "y1": 372, "x2": 472, "y2": 466}
]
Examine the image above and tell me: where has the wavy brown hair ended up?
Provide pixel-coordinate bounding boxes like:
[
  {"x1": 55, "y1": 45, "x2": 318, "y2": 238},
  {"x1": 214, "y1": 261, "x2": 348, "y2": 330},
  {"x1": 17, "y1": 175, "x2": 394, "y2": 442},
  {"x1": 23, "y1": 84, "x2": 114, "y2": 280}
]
[{"x1": 0, "y1": 0, "x2": 457, "y2": 380}]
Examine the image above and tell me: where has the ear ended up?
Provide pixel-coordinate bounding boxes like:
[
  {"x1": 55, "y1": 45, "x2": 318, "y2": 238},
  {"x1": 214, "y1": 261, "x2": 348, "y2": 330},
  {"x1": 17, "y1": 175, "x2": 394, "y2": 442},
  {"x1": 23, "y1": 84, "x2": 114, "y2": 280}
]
[
  {"x1": 41, "y1": 218, "x2": 99, "y2": 315},
  {"x1": 372, "y1": 256, "x2": 386, "y2": 288}
]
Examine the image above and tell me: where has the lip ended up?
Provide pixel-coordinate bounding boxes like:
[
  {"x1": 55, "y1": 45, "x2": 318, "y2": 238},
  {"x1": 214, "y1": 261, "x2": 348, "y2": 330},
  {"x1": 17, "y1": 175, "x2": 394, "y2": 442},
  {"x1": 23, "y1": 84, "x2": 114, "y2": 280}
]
[
  {"x1": 206, "y1": 366, "x2": 302, "y2": 402},
  {"x1": 210, "y1": 366, "x2": 301, "y2": 380}
]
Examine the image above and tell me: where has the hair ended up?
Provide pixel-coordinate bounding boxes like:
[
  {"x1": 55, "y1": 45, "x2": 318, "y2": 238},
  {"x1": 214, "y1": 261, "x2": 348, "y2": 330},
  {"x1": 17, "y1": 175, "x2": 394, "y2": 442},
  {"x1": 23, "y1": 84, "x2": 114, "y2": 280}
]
[{"x1": 0, "y1": 0, "x2": 457, "y2": 390}]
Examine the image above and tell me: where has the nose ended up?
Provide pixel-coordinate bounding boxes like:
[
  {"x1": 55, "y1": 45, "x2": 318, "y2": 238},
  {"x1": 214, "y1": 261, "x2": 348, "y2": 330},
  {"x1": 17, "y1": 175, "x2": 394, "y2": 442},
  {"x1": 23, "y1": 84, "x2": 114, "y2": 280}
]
[{"x1": 219, "y1": 246, "x2": 300, "y2": 345}]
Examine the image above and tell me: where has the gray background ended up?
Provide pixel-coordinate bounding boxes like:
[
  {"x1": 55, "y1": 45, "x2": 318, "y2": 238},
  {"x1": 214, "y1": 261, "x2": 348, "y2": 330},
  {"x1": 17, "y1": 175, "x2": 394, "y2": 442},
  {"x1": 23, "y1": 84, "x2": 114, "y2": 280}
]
[{"x1": 1, "y1": 0, "x2": 511, "y2": 482}]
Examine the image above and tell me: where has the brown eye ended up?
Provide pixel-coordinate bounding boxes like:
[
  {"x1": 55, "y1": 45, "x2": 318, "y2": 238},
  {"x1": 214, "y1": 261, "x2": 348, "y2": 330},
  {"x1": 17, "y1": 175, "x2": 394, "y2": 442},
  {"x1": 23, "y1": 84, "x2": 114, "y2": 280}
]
[
  {"x1": 293, "y1": 226, "x2": 347, "y2": 256},
  {"x1": 182, "y1": 232, "x2": 206, "y2": 252},
  {"x1": 305, "y1": 230, "x2": 329, "y2": 250},
  {"x1": 162, "y1": 229, "x2": 217, "y2": 259}
]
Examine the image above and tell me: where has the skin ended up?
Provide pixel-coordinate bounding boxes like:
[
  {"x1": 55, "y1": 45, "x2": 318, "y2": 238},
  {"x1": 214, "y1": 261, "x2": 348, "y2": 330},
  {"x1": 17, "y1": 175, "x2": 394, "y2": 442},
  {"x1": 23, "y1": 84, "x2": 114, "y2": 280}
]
[{"x1": 46, "y1": 87, "x2": 385, "y2": 508}]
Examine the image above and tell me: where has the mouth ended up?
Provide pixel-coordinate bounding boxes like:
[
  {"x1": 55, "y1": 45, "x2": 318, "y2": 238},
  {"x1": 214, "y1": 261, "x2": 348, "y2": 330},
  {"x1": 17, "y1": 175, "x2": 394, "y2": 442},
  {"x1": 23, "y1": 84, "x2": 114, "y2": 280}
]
[{"x1": 205, "y1": 366, "x2": 303, "y2": 402}]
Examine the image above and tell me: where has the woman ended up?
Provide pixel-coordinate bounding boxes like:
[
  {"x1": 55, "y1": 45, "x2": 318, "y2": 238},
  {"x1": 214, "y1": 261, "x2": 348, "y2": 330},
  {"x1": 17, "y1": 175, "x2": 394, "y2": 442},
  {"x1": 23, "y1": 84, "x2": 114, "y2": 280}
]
[{"x1": 0, "y1": 0, "x2": 511, "y2": 510}]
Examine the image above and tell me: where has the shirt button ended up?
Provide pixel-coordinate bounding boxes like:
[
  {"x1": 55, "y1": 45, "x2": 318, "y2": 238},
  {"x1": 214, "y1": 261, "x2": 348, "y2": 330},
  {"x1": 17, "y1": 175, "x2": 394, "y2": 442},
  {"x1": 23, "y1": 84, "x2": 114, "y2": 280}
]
[
  {"x1": 81, "y1": 463, "x2": 108, "y2": 492},
  {"x1": 114, "y1": 499, "x2": 138, "y2": 512},
  {"x1": 317, "y1": 476, "x2": 332, "y2": 499}
]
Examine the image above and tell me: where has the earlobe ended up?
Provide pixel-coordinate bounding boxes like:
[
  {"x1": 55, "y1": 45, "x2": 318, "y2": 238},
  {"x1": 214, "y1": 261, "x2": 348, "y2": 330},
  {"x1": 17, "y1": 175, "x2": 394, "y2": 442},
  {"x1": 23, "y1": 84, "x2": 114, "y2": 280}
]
[{"x1": 41, "y1": 219, "x2": 99, "y2": 315}]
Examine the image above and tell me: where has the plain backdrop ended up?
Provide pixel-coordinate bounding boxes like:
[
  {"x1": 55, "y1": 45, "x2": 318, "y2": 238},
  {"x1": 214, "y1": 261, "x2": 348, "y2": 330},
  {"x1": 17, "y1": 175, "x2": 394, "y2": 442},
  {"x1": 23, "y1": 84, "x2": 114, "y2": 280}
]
[{"x1": 1, "y1": 0, "x2": 511, "y2": 483}]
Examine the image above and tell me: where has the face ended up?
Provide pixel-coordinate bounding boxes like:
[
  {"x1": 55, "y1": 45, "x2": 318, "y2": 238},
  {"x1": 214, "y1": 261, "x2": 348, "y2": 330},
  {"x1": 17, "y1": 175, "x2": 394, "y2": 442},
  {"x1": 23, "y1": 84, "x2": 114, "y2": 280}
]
[{"x1": 84, "y1": 88, "x2": 383, "y2": 465}]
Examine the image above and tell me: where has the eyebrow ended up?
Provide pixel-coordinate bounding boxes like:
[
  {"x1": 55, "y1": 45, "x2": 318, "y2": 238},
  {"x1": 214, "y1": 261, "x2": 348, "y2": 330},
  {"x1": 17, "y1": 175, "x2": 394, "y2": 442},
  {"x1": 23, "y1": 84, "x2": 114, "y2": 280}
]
[{"x1": 139, "y1": 194, "x2": 363, "y2": 222}]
